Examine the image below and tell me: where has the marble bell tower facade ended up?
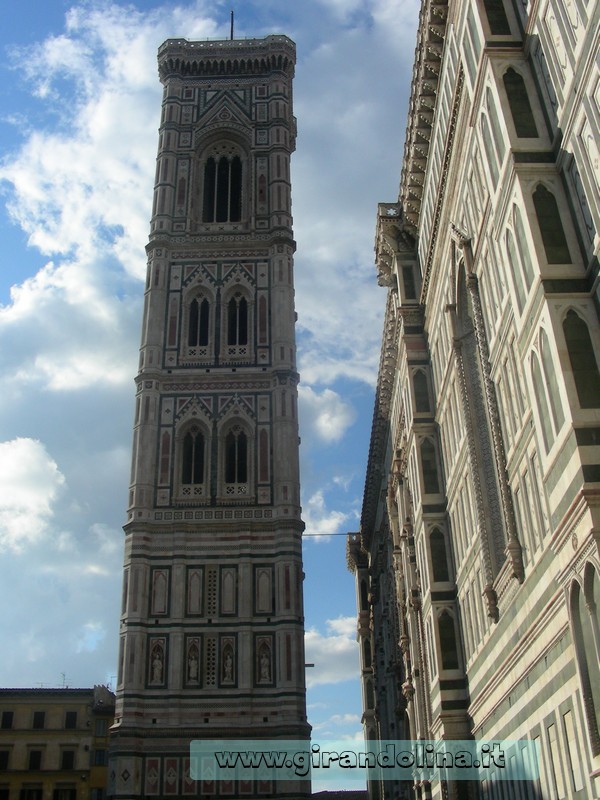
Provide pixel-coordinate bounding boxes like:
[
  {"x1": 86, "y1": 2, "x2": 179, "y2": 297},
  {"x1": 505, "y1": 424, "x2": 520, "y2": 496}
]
[{"x1": 109, "y1": 34, "x2": 310, "y2": 800}]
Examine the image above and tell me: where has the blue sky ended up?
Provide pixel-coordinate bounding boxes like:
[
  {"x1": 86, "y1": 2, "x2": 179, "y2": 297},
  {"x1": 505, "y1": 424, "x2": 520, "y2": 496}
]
[{"x1": 0, "y1": 0, "x2": 419, "y2": 787}]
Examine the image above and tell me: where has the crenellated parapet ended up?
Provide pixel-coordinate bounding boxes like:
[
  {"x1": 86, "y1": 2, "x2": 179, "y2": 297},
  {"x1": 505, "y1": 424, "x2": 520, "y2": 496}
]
[{"x1": 158, "y1": 36, "x2": 296, "y2": 82}]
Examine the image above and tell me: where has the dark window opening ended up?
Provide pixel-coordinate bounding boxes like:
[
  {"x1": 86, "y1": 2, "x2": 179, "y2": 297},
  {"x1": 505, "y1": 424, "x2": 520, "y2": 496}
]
[
  {"x1": 483, "y1": 0, "x2": 511, "y2": 34},
  {"x1": 227, "y1": 296, "x2": 248, "y2": 346},
  {"x1": 202, "y1": 155, "x2": 242, "y2": 223},
  {"x1": 533, "y1": 185, "x2": 571, "y2": 263},
  {"x1": 421, "y1": 439, "x2": 440, "y2": 494},
  {"x1": 504, "y1": 69, "x2": 538, "y2": 137},
  {"x1": 182, "y1": 429, "x2": 205, "y2": 484},
  {"x1": 1, "y1": 712, "x2": 13, "y2": 730},
  {"x1": 28, "y1": 750, "x2": 42, "y2": 771},
  {"x1": 414, "y1": 371, "x2": 431, "y2": 413},
  {"x1": 439, "y1": 611, "x2": 460, "y2": 670},
  {"x1": 225, "y1": 429, "x2": 248, "y2": 484},
  {"x1": 402, "y1": 265, "x2": 417, "y2": 300},
  {"x1": 188, "y1": 298, "x2": 209, "y2": 347},
  {"x1": 61, "y1": 750, "x2": 75, "y2": 770},
  {"x1": 64, "y1": 711, "x2": 77, "y2": 730},
  {"x1": 563, "y1": 311, "x2": 600, "y2": 408},
  {"x1": 32, "y1": 712, "x2": 45, "y2": 730},
  {"x1": 0, "y1": 751, "x2": 9, "y2": 770},
  {"x1": 430, "y1": 528, "x2": 450, "y2": 582}
]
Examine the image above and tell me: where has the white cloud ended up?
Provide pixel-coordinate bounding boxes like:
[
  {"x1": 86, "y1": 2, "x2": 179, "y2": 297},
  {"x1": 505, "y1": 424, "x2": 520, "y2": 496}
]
[
  {"x1": 305, "y1": 616, "x2": 359, "y2": 688},
  {"x1": 299, "y1": 385, "x2": 356, "y2": 443},
  {"x1": 303, "y1": 490, "x2": 351, "y2": 539},
  {"x1": 0, "y1": 438, "x2": 66, "y2": 552},
  {"x1": 75, "y1": 621, "x2": 106, "y2": 653}
]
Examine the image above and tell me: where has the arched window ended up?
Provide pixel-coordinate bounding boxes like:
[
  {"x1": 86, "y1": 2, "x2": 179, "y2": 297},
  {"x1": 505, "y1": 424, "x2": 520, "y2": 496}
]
[
  {"x1": 364, "y1": 639, "x2": 372, "y2": 669},
  {"x1": 486, "y1": 88, "x2": 505, "y2": 163},
  {"x1": 533, "y1": 185, "x2": 571, "y2": 263},
  {"x1": 188, "y1": 298, "x2": 210, "y2": 347},
  {"x1": 539, "y1": 330, "x2": 564, "y2": 430},
  {"x1": 360, "y1": 579, "x2": 368, "y2": 611},
  {"x1": 503, "y1": 69, "x2": 538, "y2": 137},
  {"x1": 182, "y1": 427, "x2": 205, "y2": 485},
  {"x1": 481, "y1": 114, "x2": 499, "y2": 184},
  {"x1": 571, "y1": 570, "x2": 600, "y2": 755},
  {"x1": 506, "y1": 229, "x2": 527, "y2": 312},
  {"x1": 414, "y1": 370, "x2": 431, "y2": 413},
  {"x1": 531, "y1": 353, "x2": 552, "y2": 452},
  {"x1": 430, "y1": 528, "x2": 450, "y2": 582},
  {"x1": 225, "y1": 427, "x2": 248, "y2": 485},
  {"x1": 438, "y1": 610, "x2": 460, "y2": 670},
  {"x1": 563, "y1": 311, "x2": 600, "y2": 408},
  {"x1": 513, "y1": 205, "x2": 535, "y2": 290},
  {"x1": 483, "y1": 0, "x2": 510, "y2": 34},
  {"x1": 202, "y1": 154, "x2": 242, "y2": 223},
  {"x1": 421, "y1": 439, "x2": 440, "y2": 494},
  {"x1": 227, "y1": 295, "x2": 248, "y2": 346}
]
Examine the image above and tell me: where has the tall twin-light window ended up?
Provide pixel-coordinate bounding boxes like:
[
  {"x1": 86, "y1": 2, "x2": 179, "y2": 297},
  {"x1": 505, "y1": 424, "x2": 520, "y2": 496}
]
[
  {"x1": 188, "y1": 298, "x2": 209, "y2": 347},
  {"x1": 228, "y1": 295, "x2": 248, "y2": 346},
  {"x1": 182, "y1": 427, "x2": 205, "y2": 485},
  {"x1": 179, "y1": 424, "x2": 250, "y2": 495},
  {"x1": 185, "y1": 293, "x2": 250, "y2": 355},
  {"x1": 225, "y1": 426, "x2": 248, "y2": 484},
  {"x1": 202, "y1": 155, "x2": 242, "y2": 223}
]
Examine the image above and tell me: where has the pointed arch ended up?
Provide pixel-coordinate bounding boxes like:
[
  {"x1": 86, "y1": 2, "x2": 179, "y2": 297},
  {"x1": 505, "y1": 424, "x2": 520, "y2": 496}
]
[
  {"x1": 563, "y1": 310, "x2": 600, "y2": 408},
  {"x1": 533, "y1": 184, "x2": 571, "y2": 263},
  {"x1": 503, "y1": 68, "x2": 538, "y2": 137},
  {"x1": 531, "y1": 353, "x2": 552, "y2": 452}
]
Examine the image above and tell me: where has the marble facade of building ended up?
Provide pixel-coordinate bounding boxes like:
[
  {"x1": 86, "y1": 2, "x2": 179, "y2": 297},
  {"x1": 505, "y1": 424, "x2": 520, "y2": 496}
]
[{"x1": 349, "y1": 0, "x2": 600, "y2": 797}]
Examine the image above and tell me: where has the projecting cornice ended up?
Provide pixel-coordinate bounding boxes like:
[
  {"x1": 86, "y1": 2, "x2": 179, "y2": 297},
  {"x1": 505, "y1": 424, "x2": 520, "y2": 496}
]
[
  {"x1": 398, "y1": 0, "x2": 448, "y2": 235},
  {"x1": 158, "y1": 36, "x2": 296, "y2": 81},
  {"x1": 360, "y1": 291, "x2": 400, "y2": 545}
]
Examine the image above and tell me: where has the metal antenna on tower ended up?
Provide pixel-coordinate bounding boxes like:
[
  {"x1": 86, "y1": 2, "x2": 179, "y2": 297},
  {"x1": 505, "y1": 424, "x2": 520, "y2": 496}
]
[{"x1": 230, "y1": 10, "x2": 234, "y2": 40}]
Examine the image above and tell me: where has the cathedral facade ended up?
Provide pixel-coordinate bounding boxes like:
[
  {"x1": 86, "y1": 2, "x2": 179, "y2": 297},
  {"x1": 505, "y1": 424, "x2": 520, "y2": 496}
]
[
  {"x1": 349, "y1": 0, "x2": 600, "y2": 797},
  {"x1": 109, "y1": 35, "x2": 310, "y2": 800}
]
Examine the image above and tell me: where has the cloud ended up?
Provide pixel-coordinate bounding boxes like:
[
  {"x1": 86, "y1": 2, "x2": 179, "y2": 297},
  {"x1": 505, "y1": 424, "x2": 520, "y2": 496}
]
[
  {"x1": 299, "y1": 385, "x2": 356, "y2": 443},
  {"x1": 303, "y1": 490, "x2": 351, "y2": 539},
  {"x1": 0, "y1": 438, "x2": 66, "y2": 552},
  {"x1": 305, "y1": 616, "x2": 359, "y2": 688}
]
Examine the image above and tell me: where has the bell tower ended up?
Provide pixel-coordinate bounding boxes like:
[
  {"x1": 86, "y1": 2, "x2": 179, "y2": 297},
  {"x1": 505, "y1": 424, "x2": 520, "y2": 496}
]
[{"x1": 109, "y1": 34, "x2": 310, "y2": 799}]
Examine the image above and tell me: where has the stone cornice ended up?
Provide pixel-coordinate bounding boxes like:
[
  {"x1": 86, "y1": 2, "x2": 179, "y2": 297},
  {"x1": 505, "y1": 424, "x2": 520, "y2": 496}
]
[
  {"x1": 360, "y1": 291, "x2": 399, "y2": 545},
  {"x1": 398, "y1": 0, "x2": 448, "y2": 236}
]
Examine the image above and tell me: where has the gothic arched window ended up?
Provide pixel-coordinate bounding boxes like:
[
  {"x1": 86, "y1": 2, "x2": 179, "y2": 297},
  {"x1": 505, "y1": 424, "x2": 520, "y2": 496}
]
[
  {"x1": 227, "y1": 295, "x2": 248, "y2": 346},
  {"x1": 430, "y1": 527, "x2": 450, "y2": 583},
  {"x1": 570, "y1": 568, "x2": 600, "y2": 755},
  {"x1": 539, "y1": 329, "x2": 564, "y2": 431},
  {"x1": 202, "y1": 154, "x2": 242, "y2": 223},
  {"x1": 563, "y1": 310, "x2": 600, "y2": 408},
  {"x1": 182, "y1": 427, "x2": 205, "y2": 485},
  {"x1": 414, "y1": 370, "x2": 431, "y2": 413},
  {"x1": 421, "y1": 438, "x2": 440, "y2": 494},
  {"x1": 225, "y1": 427, "x2": 248, "y2": 485},
  {"x1": 531, "y1": 353, "x2": 552, "y2": 452},
  {"x1": 438, "y1": 610, "x2": 460, "y2": 670},
  {"x1": 503, "y1": 68, "x2": 538, "y2": 137},
  {"x1": 533, "y1": 184, "x2": 571, "y2": 263},
  {"x1": 482, "y1": 0, "x2": 510, "y2": 34},
  {"x1": 188, "y1": 297, "x2": 210, "y2": 347}
]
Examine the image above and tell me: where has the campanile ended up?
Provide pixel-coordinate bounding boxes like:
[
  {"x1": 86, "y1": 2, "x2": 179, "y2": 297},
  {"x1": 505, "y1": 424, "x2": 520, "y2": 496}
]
[{"x1": 109, "y1": 34, "x2": 310, "y2": 799}]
